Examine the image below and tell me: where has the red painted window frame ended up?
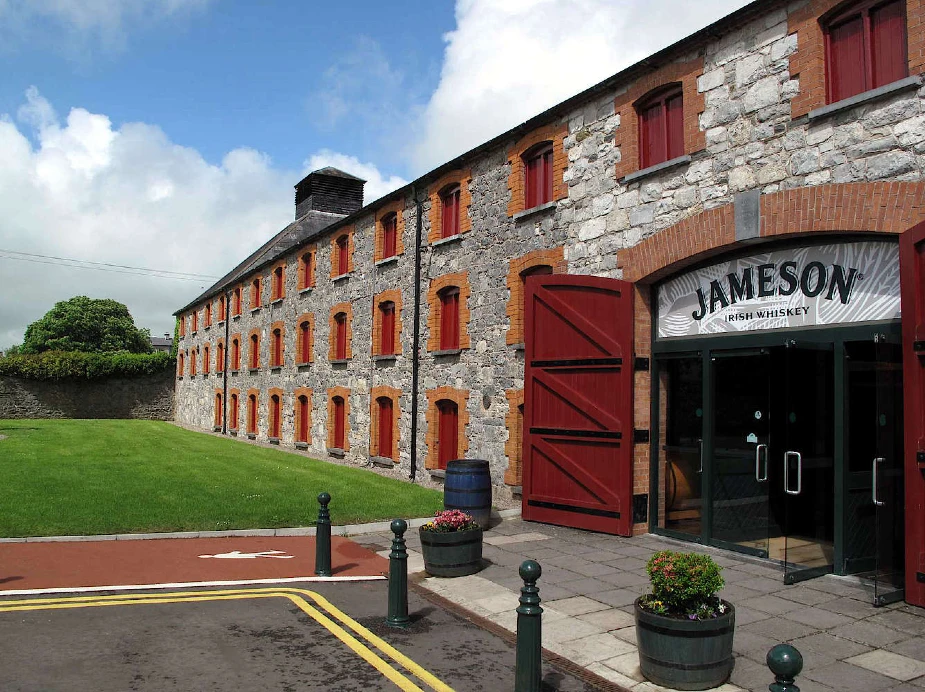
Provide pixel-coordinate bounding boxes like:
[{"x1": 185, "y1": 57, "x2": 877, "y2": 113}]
[
  {"x1": 219, "y1": 295, "x2": 227, "y2": 322},
  {"x1": 335, "y1": 313, "x2": 347, "y2": 360},
  {"x1": 247, "y1": 395, "x2": 258, "y2": 435},
  {"x1": 229, "y1": 394, "x2": 239, "y2": 430},
  {"x1": 299, "y1": 320, "x2": 311, "y2": 364},
  {"x1": 523, "y1": 143, "x2": 553, "y2": 210},
  {"x1": 272, "y1": 266, "x2": 284, "y2": 301},
  {"x1": 378, "y1": 397, "x2": 393, "y2": 459},
  {"x1": 296, "y1": 395, "x2": 310, "y2": 443},
  {"x1": 251, "y1": 278, "x2": 262, "y2": 309},
  {"x1": 214, "y1": 393, "x2": 223, "y2": 428},
  {"x1": 336, "y1": 235, "x2": 349, "y2": 276},
  {"x1": 440, "y1": 185, "x2": 461, "y2": 238},
  {"x1": 204, "y1": 303, "x2": 211, "y2": 327},
  {"x1": 333, "y1": 396, "x2": 346, "y2": 449},
  {"x1": 271, "y1": 328, "x2": 283, "y2": 367},
  {"x1": 191, "y1": 311, "x2": 198, "y2": 333},
  {"x1": 216, "y1": 342, "x2": 224, "y2": 373},
  {"x1": 203, "y1": 345, "x2": 210, "y2": 374},
  {"x1": 299, "y1": 252, "x2": 314, "y2": 289},
  {"x1": 270, "y1": 395, "x2": 281, "y2": 439},
  {"x1": 233, "y1": 287, "x2": 242, "y2": 316},
  {"x1": 382, "y1": 214, "x2": 398, "y2": 259},
  {"x1": 637, "y1": 84, "x2": 684, "y2": 169},
  {"x1": 437, "y1": 399, "x2": 458, "y2": 469},
  {"x1": 190, "y1": 349, "x2": 197, "y2": 376},
  {"x1": 178, "y1": 351, "x2": 185, "y2": 377},
  {"x1": 250, "y1": 334, "x2": 259, "y2": 369},
  {"x1": 380, "y1": 301, "x2": 395, "y2": 355},
  {"x1": 439, "y1": 287, "x2": 460, "y2": 350},
  {"x1": 231, "y1": 338, "x2": 240, "y2": 371},
  {"x1": 824, "y1": 0, "x2": 907, "y2": 103}
]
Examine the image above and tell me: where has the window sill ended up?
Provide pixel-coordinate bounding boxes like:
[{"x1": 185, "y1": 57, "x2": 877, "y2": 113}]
[
  {"x1": 622, "y1": 154, "x2": 692, "y2": 185},
  {"x1": 294, "y1": 441, "x2": 309, "y2": 450},
  {"x1": 247, "y1": 433, "x2": 257, "y2": 440},
  {"x1": 327, "y1": 447, "x2": 346, "y2": 458},
  {"x1": 232, "y1": 315, "x2": 241, "y2": 321},
  {"x1": 217, "y1": 320, "x2": 226, "y2": 327},
  {"x1": 212, "y1": 426, "x2": 222, "y2": 433},
  {"x1": 433, "y1": 348, "x2": 462, "y2": 357},
  {"x1": 510, "y1": 485, "x2": 523, "y2": 497},
  {"x1": 330, "y1": 359, "x2": 349, "y2": 366},
  {"x1": 509, "y1": 342, "x2": 525, "y2": 351},
  {"x1": 204, "y1": 325, "x2": 211, "y2": 331},
  {"x1": 270, "y1": 366, "x2": 282, "y2": 373},
  {"x1": 298, "y1": 287, "x2": 313, "y2": 295},
  {"x1": 191, "y1": 331, "x2": 197, "y2": 336},
  {"x1": 429, "y1": 469, "x2": 446, "y2": 480},
  {"x1": 177, "y1": 376, "x2": 183, "y2": 380},
  {"x1": 250, "y1": 307, "x2": 261, "y2": 314},
  {"x1": 231, "y1": 369, "x2": 239, "y2": 375},
  {"x1": 268, "y1": 437, "x2": 280, "y2": 445},
  {"x1": 372, "y1": 456, "x2": 396, "y2": 468},
  {"x1": 808, "y1": 76, "x2": 924, "y2": 122},
  {"x1": 332, "y1": 273, "x2": 352, "y2": 283},
  {"x1": 512, "y1": 200, "x2": 557, "y2": 222},
  {"x1": 271, "y1": 298, "x2": 284, "y2": 305},
  {"x1": 248, "y1": 367, "x2": 260, "y2": 373},
  {"x1": 372, "y1": 354, "x2": 397, "y2": 363},
  {"x1": 431, "y1": 234, "x2": 462, "y2": 248},
  {"x1": 229, "y1": 429, "x2": 238, "y2": 436},
  {"x1": 375, "y1": 256, "x2": 399, "y2": 267},
  {"x1": 297, "y1": 362, "x2": 311, "y2": 369}
]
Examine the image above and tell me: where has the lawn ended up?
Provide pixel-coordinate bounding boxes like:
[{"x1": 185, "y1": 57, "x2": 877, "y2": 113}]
[{"x1": 0, "y1": 420, "x2": 444, "y2": 537}]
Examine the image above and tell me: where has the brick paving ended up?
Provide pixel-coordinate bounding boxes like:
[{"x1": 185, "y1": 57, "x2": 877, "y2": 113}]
[{"x1": 360, "y1": 516, "x2": 925, "y2": 692}]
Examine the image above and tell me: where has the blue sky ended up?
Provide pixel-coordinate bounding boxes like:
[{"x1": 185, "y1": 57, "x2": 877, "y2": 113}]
[{"x1": 0, "y1": 0, "x2": 752, "y2": 348}]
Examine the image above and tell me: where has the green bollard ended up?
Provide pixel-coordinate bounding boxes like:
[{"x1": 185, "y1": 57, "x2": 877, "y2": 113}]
[
  {"x1": 767, "y1": 644, "x2": 803, "y2": 692},
  {"x1": 515, "y1": 559, "x2": 543, "y2": 692},
  {"x1": 314, "y1": 492, "x2": 332, "y2": 577},
  {"x1": 386, "y1": 518, "x2": 411, "y2": 627}
]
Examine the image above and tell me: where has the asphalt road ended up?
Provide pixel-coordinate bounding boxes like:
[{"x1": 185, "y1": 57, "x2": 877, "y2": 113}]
[{"x1": 0, "y1": 581, "x2": 600, "y2": 691}]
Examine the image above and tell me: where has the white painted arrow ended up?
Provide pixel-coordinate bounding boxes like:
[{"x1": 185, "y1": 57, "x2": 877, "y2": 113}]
[{"x1": 198, "y1": 550, "x2": 295, "y2": 559}]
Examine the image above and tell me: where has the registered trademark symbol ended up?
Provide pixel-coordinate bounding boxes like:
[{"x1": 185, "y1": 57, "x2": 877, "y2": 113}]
[{"x1": 858, "y1": 273, "x2": 865, "y2": 280}]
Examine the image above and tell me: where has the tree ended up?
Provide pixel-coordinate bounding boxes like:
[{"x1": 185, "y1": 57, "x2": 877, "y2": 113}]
[{"x1": 21, "y1": 296, "x2": 152, "y2": 354}]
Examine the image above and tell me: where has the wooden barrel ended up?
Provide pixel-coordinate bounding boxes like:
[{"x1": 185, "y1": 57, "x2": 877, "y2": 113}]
[
  {"x1": 444, "y1": 459, "x2": 492, "y2": 529},
  {"x1": 419, "y1": 526, "x2": 483, "y2": 577}
]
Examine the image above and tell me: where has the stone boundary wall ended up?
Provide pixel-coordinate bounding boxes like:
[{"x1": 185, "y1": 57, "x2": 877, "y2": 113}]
[{"x1": 0, "y1": 369, "x2": 175, "y2": 420}]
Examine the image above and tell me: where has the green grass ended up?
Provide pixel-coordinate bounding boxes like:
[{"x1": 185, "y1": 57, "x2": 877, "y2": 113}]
[{"x1": 0, "y1": 420, "x2": 443, "y2": 537}]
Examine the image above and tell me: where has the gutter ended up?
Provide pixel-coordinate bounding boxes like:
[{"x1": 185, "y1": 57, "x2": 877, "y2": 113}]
[
  {"x1": 222, "y1": 291, "x2": 230, "y2": 434},
  {"x1": 409, "y1": 184, "x2": 425, "y2": 481}
]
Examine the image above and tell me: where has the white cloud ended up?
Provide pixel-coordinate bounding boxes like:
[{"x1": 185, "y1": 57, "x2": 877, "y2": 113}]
[
  {"x1": 411, "y1": 0, "x2": 752, "y2": 171},
  {"x1": 303, "y1": 150, "x2": 409, "y2": 205}
]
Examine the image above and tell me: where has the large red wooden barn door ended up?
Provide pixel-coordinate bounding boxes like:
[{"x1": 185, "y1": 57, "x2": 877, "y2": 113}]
[
  {"x1": 902, "y1": 220, "x2": 925, "y2": 607},
  {"x1": 522, "y1": 275, "x2": 635, "y2": 536}
]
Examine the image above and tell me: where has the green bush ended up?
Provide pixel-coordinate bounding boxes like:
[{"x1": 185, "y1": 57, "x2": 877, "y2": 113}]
[
  {"x1": 642, "y1": 550, "x2": 725, "y2": 618},
  {"x1": 0, "y1": 350, "x2": 174, "y2": 381}
]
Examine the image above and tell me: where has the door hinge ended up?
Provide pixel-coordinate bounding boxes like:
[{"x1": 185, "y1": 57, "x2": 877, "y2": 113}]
[
  {"x1": 634, "y1": 356, "x2": 650, "y2": 372},
  {"x1": 633, "y1": 429, "x2": 650, "y2": 444}
]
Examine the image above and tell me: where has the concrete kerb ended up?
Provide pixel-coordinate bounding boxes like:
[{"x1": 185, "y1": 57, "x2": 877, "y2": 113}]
[{"x1": 0, "y1": 507, "x2": 522, "y2": 544}]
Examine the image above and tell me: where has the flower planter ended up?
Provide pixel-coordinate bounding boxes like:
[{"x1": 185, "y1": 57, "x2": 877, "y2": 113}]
[
  {"x1": 419, "y1": 526, "x2": 483, "y2": 577},
  {"x1": 634, "y1": 597, "x2": 735, "y2": 691}
]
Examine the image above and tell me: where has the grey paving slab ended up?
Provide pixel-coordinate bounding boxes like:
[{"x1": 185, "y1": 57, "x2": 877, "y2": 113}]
[
  {"x1": 790, "y1": 632, "x2": 873, "y2": 660},
  {"x1": 592, "y1": 588, "x2": 640, "y2": 609},
  {"x1": 732, "y1": 629, "x2": 781, "y2": 660},
  {"x1": 892, "y1": 637, "x2": 925, "y2": 663},
  {"x1": 563, "y1": 577, "x2": 618, "y2": 595},
  {"x1": 596, "y1": 570, "x2": 651, "y2": 588},
  {"x1": 802, "y1": 661, "x2": 897, "y2": 691},
  {"x1": 818, "y1": 596, "x2": 881, "y2": 618},
  {"x1": 576, "y1": 607, "x2": 636, "y2": 631},
  {"x1": 865, "y1": 611, "x2": 925, "y2": 637},
  {"x1": 784, "y1": 606, "x2": 856, "y2": 630},
  {"x1": 845, "y1": 650, "x2": 925, "y2": 682},
  {"x1": 731, "y1": 607, "x2": 772, "y2": 627},
  {"x1": 777, "y1": 586, "x2": 840, "y2": 606},
  {"x1": 827, "y1": 620, "x2": 909, "y2": 648},
  {"x1": 739, "y1": 594, "x2": 805, "y2": 616},
  {"x1": 740, "y1": 616, "x2": 819, "y2": 642},
  {"x1": 537, "y1": 584, "x2": 578, "y2": 601},
  {"x1": 569, "y1": 561, "x2": 617, "y2": 578},
  {"x1": 602, "y1": 556, "x2": 649, "y2": 572},
  {"x1": 546, "y1": 596, "x2": 612, "y2": 616}
]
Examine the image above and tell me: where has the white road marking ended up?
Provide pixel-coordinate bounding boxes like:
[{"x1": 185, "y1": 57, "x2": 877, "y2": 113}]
[{"x1": 198, "y1": 549, "x2": 294, "y2": 559}]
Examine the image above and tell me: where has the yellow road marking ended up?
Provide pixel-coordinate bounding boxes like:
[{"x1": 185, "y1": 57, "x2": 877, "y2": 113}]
[{"x1": 0, "y1": 588, "x2": 454, "y2": 692}]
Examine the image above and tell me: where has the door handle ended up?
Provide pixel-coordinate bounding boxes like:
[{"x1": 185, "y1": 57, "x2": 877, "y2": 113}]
[
  {"x1": 872, "y1": 457, "x2": 885, "y2": 507},
  {"x1": 755, "y1": 444, "x2": 768, "y2": 482},
  {"x1": 784, "y1": 451, "x2": 802, "y2": 495}
]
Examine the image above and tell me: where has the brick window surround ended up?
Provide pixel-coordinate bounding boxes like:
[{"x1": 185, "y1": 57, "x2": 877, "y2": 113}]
[
  {"x1": 190, "y1": 348, "x2": 198, "y2": 376},
  {"x1": 327, "y1": 386, "x2": 351, "y2": 451},
  {"x1": 330, "y1": 227, "x2": 355, "y2": 278},
  {"x1": 216, "y1": 338, "x2": 225, "y2": 373},
  {"x1": 505, "y1": 247, "x2": 567, "y2": 346},
  {"x1": 192, "y1": 310, "x2": 199, "y2": 334},
  {"x1": 270, "y1": 321, "x2": 285, "y2": 367},
  {"x1": 248, "y1": 329, "x2": 261, "y2": 370},
  {"x1": 202, "y1": 343, "x2": 210, "y2": 374},
  {"x1": 328, "y1": 302, "x2": 353, "y2": 361},
  {"x1": 218, "y1": 295, "x2": 227, "y2": 322},
  {"x1": 428, "y1": 169, "x2": 472, "y2": 243},
  {"x1": 637, "y1": 84, "x2": 685, "y2": 169},
  {"x1": 271, "y1": 261, "x2": 286, "y2": 301},
  {"x1": 228, "y1": 388, "x2": 240, "y2": 430},
  {"x1": 294, "y1": 387, "x2": 313, "y2": 444},
  {"x1": 214, "y1": 389, "x2": 223, "y2": 428},
  {"x1": 230, "y1": 333, "x2": 241, "y2": 371},
  {"x1": 296, "y1": 312, "x2": 315, "y2": 364},
  {"x1": 178, "y1": 315, "x2": 186, "y2": 338},
  {"x1": 426, "y1": 272, "x2": 471, "y2": 352},
  {"x1": 233, "y1": 286, "x2": 243, "y2": 316},
  {"x1": 613, "y1": 56, "x2": 705, "y2": 180},
  {"x1": 268, "y1": 387, "x2": 284, "y2": 439},
  {"x1": 504, "y1": 388, "x2": 525, "y2": 486},
  {"x1": 246, "y1": 389, "x2": 260, "y2": 435},
  {"x1": 204, "y1": 302, "x2": 212, "y2": 327},
  {"x1": 177, "y1": 351, "x2": 185, "y2": 378},
  {"x1": 372, "y1": 289, "x2": 402, "y2": 356},
  {"x1": 250, "y1": 275, "x2": 263, "y2": 310},
  {"x1": 375, "y1": 201, "x2": 405, "y2": 262},
  {"x1": 425, "y1": 386, "x2": 470, "y2": 470},
  {"x1": 507, "y1": 123, "x2": 568, "y2": 217},
  {"x1": 298, "y1": 247, "x2": 316, "y2": 290},
  {"x1": 370, "y1": 385, "x2": 401, "y2": 461},
  {"x1": 789, "y1": 0, "x2": 925, "y2": 118}
]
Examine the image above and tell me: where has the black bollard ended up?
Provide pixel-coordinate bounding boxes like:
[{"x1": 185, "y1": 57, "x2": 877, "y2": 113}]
[
  {"x1": 767, "y1": 644, "x2": 803, "y2": 692},
  {"x1": 515, "y1": 560, "x2": 543, "y2": 692},
  {"x1": 386, "y1": 518, "x2": 411, "y2": 627},
  {"x1": 314, "y1": 492, "x2": 332, "y2": 577}
]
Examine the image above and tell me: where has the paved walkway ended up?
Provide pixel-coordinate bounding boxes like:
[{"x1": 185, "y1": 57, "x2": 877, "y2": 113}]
[{"x1": 359, "y1": 517, "x2": 925, "y2": 692}]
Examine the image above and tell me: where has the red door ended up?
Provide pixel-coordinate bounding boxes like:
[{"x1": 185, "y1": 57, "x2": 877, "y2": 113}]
[
  {"x1": 902, "y1": 220, "x2": 925, "y2": 607},
  {"x1": 522, "y1": 275, "x2": 635, "y2": 536},
  {"x1": 438, "y1": 400, "x2": 458, "y2": 469},
  {"x1": 378, "y1": 397, "x2": 393, "y2": 459}
]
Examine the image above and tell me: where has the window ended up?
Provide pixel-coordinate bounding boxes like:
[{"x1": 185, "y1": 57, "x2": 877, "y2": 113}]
[
  {"x1": 214, "y1": 392, "x2": 223, "y2": 428},
  {"x1": 247, "y1": 393, "x2": 258, "y2": 435},
  {"x1": 190, "y1": 349, "x2": 197, "y2": 376},
  {"x1": 379, "y1": 301, "x2": 396, "y2": 355},
  {"x1": 271, "y1": 325, "x2": 283, "y2": 367},
  {"x1": 251, "y1": 277, "x2": 262, "y2": 309},
  {"x1": 191, "y1": 311, "x2": 198, "y2": 333},
  {"x1": 298, "y1": 250, "x2": 315, "y2": 290},
  {"x1": 334, "y1": 313, "x2": 347, "y2": 360},
  {"x1": 202, "y1": 344, "x2": 210, "y2": 374},
  {"x1": 333, "y1": 396, "x2": 346, "y2": 449},
  {"x1": 272, "y1": 264, "x2": 285, "y2": 301},
  {"x1": 637, "y1": 85, "x2": 683, "y2": 169},
  {"x1": 437, "y1": 400, "x2": 458, "y2": 469},
  {"x1": 233, "y1": 287, "x2": 242, "y2": 316},
  {"x1": 381, "y1": 213, "x2": 398, "y2": 259},
  {"x1": 204, "y1": 302, "x2": 212, "y2": 327},
  {"x1": 519, "y1": 264, "x2": 553, "y2": 338},
  {"x1": 218, "y1": 295, "x2": 227, "y2": 322},
  {"x1": 216, "y1": 341, "x2": 225, "y2": 373},
  {"x1": 524, "y1": 143, "x2": 553, "y2": 209},
  {"x1": 269, "y1": 393, "x2": 281, "y2": 439},
  {"x1": 178, "y1": 315, "x2": 186, "y2": 338},
  {"x1": 439, "y1": 287, "x2": 460, "y2": 350},
  {"x1": 231, "y1": 337, "x2": 241, "y2": 371},
  {"x1": 295, "y1": 392, "x2": 311, "y2": 444},
  {"x1": 297, "y1": 316, "x2": 313, "y2": 364},
  {"x1": 377, "y1": 397, "x2": 394, "y2": 460},
  {"x1": 177, "y1": 351, "x2": 185, "y2": 377},
  {"x1": 229, "y1": 392, "x2": 239, "y2": 430},
  {"x1": 440, "y1": 185, "x2": 461, "y2": 239},
  {"x1": 335, "y1": 235, "x2": 349, "y2": 276},
  {"x1": 825, "y1": 0, "x2": 907, "y2": 103},
  {"x1": 249, "y1": 333, "x2": 260, "y2": 369}
]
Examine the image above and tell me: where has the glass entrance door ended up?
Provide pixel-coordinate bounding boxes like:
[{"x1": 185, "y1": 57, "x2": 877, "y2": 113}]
[
  {"x1": 781, "y1": 343, "x2": 836, "y2": 583},
  {"x1": 710, "y1": 350, "x2": 773, "y2": 557}
]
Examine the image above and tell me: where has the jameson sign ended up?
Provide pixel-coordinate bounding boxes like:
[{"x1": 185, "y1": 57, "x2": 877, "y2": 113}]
[{"x1": 657, "y1": 241, "x2": 901, "y2": 339}]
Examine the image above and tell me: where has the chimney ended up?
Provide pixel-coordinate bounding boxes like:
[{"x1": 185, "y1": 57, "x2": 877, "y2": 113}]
[{"x1": 294, "y1": 167, "x2": 365, "y2": 219}]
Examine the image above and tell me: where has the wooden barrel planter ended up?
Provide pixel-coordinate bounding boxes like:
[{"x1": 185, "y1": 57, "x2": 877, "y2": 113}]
[
  {"x1": 443, "y1": 459, "x2": 492, "y2": 529},
  {"x1": 419, "y1": 526, "x2": 483, "y2": 577},
  {"x1": 634, "y1": 598, "x2": 735, "y2": 690}
]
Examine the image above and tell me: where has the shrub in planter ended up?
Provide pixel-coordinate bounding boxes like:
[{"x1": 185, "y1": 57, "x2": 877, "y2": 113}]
[
  {"x1": 635, "y1": 550, "x2": 734, "y2": 690},
  {"x1": 419, "y1": 509, "x2": 483, "y2": 577}
]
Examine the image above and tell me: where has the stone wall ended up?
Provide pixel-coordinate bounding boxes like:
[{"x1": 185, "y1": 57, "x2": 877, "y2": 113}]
[{"x1": 0, "y1": 369, "x2": 175, "y2": 420}]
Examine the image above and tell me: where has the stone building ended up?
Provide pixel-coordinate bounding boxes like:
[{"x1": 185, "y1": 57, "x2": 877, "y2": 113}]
[{"x1": 176, "y1": 0, "x2": 925, "y2": 605}]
